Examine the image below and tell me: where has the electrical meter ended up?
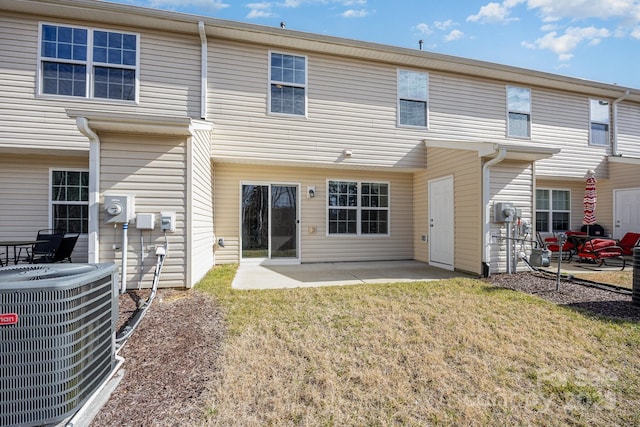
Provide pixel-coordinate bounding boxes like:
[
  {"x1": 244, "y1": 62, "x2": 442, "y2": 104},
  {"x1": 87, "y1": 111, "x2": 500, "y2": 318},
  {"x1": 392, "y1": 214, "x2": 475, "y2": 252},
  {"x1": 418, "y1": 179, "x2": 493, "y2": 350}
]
[{"x1": 104, "y1": 194, "x2": 135, "y2": 223}]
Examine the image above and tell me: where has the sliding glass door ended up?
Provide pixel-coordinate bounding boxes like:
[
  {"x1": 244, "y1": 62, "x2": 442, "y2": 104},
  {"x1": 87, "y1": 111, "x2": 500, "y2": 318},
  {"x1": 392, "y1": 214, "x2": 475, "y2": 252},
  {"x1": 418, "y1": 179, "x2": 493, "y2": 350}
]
[{"x1": 241, "y1": 184, "x2": 299, "y2": 261}]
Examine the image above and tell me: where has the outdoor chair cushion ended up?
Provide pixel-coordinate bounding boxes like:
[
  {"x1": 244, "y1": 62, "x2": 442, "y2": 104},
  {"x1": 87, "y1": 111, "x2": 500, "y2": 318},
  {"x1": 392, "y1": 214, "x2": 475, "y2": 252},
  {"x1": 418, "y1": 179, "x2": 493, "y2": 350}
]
[{"x1": 618, "y1": 232, "x2": 640, "y2": 256}]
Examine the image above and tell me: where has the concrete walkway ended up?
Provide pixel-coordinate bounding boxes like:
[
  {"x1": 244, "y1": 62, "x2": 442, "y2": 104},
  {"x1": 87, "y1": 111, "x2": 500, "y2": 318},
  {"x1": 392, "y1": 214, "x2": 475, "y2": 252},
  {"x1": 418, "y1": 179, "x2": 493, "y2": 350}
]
[{"x1": 231, "y1": 260, "x2": 473, "y2": 290}]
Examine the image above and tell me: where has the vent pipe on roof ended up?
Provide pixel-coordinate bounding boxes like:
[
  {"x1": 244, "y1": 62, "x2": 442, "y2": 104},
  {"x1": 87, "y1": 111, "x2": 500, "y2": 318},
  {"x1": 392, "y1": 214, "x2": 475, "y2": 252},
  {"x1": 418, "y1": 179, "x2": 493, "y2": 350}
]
[
  {"x1": 198, "y1": 21, "x2": 208, "y2": 120},
  {"x1": 418, "y1": 40, "x2": 424, "y2": 50},
  {"x1": 280, "y1": 21, "x2": 286, "y2": 29},
  {"x1": 612, "y1": 89, "x2": 630, "y2": 156}
]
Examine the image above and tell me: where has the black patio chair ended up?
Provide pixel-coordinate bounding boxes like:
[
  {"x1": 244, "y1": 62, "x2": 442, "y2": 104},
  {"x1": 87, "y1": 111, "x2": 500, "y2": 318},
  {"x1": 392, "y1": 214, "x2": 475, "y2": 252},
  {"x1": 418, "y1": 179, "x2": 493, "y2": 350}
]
[
  {"x1": 21, "y1": 229, "x2": 64, "y2": 263},
  {"x1": 46, "y1": 233, "x2": 80, "y2": 263}
]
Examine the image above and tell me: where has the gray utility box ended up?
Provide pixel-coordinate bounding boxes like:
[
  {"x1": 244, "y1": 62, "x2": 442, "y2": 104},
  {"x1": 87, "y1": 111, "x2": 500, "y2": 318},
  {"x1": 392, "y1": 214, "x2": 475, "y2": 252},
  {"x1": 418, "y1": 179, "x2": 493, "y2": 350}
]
[
  {"x1": 0, "y1": 263, "x2": 118, "y2": 427},
  {"x1": 530, "y1": 248, "x2": 551, "y2": 267}
]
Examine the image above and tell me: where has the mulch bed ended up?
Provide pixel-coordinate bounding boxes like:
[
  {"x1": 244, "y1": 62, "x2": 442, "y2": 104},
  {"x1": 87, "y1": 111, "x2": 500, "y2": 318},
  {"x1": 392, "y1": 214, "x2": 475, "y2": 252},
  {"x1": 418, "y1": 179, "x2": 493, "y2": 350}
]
[
  {"x1": 92, "y1": 273, "x2": 638, "y2": 426},
  {"x1": 91, "y1": 289, "x2": 225, "y2": 427}
]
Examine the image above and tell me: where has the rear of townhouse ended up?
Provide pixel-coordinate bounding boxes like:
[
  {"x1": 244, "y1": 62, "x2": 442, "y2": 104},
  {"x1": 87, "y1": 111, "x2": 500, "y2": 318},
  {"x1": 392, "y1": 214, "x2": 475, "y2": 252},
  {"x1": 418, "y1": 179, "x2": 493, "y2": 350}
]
[{"x1": 1, "y1": 0, "x2": 639, "y2": 289}]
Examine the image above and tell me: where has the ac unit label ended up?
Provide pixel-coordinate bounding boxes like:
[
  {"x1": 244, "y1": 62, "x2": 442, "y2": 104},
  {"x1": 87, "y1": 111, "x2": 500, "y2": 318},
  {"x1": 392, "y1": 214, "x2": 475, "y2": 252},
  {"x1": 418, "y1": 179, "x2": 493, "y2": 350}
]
[{"x1": 0, "y1": 313, "x2": 18, "y2": 325}]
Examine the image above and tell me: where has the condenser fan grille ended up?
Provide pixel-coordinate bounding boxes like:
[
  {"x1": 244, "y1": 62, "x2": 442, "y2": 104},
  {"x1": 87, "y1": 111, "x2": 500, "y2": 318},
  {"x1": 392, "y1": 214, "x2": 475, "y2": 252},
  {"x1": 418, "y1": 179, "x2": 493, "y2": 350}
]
[{"x1": 0, "y1": 264, "x2": 98, "y2": 282}]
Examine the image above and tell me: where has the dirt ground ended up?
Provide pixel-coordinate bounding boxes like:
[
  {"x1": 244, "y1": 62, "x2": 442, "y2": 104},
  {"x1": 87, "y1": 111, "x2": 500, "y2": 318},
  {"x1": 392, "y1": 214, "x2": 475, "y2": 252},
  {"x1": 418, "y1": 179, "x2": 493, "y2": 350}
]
[{"x1": 92, "y1": 272, "x2": 638, "y2": 426}]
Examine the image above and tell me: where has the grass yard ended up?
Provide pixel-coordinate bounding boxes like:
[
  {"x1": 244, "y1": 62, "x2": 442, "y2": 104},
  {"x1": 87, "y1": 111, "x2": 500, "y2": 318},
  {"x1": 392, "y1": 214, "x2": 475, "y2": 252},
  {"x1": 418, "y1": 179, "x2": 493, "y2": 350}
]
[{"x1": 197, "y1": 264, "x2": 640, "y2": 426}]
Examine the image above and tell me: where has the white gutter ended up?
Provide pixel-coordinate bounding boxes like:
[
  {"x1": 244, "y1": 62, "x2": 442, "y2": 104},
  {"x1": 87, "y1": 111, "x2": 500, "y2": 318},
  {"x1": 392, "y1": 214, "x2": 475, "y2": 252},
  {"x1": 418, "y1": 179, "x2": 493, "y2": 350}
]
[
  {"x1": 482, "y1": 147, "x2": 507, "y2": 276},
  {"x1": 198, "y1": 21, "x2": 208, "y2": 120},
  {"x1": 611, "y1": 89, "x2": 630, "y2": 156},
  {"x1": 75, "y1": 117, "x2": 100, "y2": 264}
]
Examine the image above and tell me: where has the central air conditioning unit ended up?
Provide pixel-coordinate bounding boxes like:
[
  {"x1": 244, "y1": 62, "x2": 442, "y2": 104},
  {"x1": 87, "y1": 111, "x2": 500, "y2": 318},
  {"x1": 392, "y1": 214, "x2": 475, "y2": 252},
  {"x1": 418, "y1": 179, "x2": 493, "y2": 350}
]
[{"x1": 0, "y1": 263, "x2": 119, "y2": 427}]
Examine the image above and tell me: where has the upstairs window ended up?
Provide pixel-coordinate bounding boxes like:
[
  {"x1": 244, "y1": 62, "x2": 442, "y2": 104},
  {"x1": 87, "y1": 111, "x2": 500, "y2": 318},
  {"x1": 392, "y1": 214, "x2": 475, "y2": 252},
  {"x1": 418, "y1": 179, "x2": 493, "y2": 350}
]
[
  {"x1": 269, "y1": 52, "x2": 306, "y2": 116},
  {"x1": 507, "y1": 86, "x2": 531, "y2": 138},
  {"x1": 536, "y1": 189, "x2": 570, "y2": 233},
  {"x1": 590, "y1": 99, "x2": 610, "y2": 146},
  {"x1": 398, "y1": 70, "x2": 428, "y2": 127},
  {"x1": 328, "y1": 180, "x2": 389, "y2": 235},
  {"x1": 40, "y1": 23, "x2": 138, "y2": 101}
]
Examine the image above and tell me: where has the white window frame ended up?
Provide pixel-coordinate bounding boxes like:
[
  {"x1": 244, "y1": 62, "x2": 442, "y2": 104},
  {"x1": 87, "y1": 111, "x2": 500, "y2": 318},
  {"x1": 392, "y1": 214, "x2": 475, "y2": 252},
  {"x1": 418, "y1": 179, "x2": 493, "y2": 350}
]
[
  {"x1": 268, "y1": 50, "x2": 308, "y2": 117},
  {"x1": 506, "y1": 85, "x2": 531, "y2": 138},
  {"x1": 38, "y1": 22, "x2": 140, "y2": 102},
  {"x1": 589, "y1": 99, "x2": 610, "y2": 146},
  {"x1": 536, "y1": 188, "x2": 571, "y2": 233},
  {"x1": 397, "y1": 69, "x2": 429, "y2": 128},
  {"x1": 49, "y1": 168, "x2": 90, "y2": 235},
  {"x1": 326, "y1": 180, "x2": 390, "y2": 236}
]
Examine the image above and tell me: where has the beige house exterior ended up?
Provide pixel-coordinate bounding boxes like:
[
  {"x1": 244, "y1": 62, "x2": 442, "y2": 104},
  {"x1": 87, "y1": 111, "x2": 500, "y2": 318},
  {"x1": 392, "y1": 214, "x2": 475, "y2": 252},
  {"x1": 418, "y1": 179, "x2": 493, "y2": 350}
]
[{"x1": 1, "y1": 0, "x2": 639, "y2": 288}]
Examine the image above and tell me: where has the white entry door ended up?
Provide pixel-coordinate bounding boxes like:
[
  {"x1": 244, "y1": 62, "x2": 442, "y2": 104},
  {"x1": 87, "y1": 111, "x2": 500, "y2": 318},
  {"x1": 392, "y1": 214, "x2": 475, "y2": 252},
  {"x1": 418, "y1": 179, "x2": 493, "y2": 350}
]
[
  {"x1": 613, "y1": 188, "x2": 640, "y2": 239},
  {"x1": 429, "y1": 176, "x2": 454, "y2": 270}
]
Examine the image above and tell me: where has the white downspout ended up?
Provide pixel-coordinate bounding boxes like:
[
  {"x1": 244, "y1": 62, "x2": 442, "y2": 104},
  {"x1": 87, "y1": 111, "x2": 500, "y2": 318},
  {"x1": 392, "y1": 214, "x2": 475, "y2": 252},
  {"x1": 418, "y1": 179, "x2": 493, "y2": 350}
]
[
  {"x1": 76, "y1": 117, "x2": 100, "y2": 264},
  {"x1": 482, "y1": 148, "x2": 507, "y2": 276},
  {"x1": 198, "y1": 21, "x2": 208, "y2": 120},
  {"x1": 611, "y1": 89, "x2": 630, "y2": 156}
]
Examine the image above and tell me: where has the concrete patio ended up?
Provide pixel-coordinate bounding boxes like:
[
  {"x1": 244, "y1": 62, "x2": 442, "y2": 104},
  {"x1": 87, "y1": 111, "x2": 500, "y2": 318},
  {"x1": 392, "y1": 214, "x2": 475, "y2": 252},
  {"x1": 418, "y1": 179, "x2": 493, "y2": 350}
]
[{"x1": 231, "y1": 260, "x2": 475, "y2": 290}]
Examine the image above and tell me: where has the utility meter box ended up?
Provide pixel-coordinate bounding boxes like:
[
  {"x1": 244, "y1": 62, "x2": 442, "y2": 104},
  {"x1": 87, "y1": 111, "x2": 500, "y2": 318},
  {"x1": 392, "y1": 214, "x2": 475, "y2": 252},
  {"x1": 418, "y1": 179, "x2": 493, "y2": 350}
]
[
  {"x1": 494, "y1": 202, "x2": 515, "y2": 223},
  {"x1": 104, "y1": 194, "x2": 135, "y2": 223}
]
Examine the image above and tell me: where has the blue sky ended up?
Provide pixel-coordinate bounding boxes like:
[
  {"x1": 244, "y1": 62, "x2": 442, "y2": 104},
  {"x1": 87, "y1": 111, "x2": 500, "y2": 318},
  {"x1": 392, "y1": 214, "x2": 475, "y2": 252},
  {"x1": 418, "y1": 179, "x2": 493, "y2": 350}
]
[{"x1": 104, "y1": 0, "x2": 640, "y2": 88}]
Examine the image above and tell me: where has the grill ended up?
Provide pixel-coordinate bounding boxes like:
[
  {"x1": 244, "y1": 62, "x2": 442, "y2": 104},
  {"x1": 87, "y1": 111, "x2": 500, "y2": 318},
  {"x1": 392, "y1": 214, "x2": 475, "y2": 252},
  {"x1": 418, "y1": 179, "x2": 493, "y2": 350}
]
[{"x1": 0, "y1": 263, "x2": 118, "y2": 427}]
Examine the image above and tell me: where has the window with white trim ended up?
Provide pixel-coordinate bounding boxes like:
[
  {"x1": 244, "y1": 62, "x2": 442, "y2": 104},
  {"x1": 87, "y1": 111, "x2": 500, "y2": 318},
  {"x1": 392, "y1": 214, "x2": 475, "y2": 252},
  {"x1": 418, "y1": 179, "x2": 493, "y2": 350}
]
[
  {"x1": 536, "y1": 189, "x2": 570, "y2": 233},
  {"x1": 507, "y1": 86, "x2": 531, "y2": 137},
  {"x1": 328, "y1": 180, "x2": 389, "y2": 235},
  {"x1": 51, "y1": 170, "x2": 89, "y2": 234},
  {"x1": 40, "y1": 23, "x2": 138, "y2": 101},
  {"x1": 269, "y1": 52, "x2": 306, "y2": 116},
  {"x1": 590, "y1": 99, "x2": 610, "y2": 146},
  {"x1": 398, "y1": 70, "x2": 428, "y2": 127}
]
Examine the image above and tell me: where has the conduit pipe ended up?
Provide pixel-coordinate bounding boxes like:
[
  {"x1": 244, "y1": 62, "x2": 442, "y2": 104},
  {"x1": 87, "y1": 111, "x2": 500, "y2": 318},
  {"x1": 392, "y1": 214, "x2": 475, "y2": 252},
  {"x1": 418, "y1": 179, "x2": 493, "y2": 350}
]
[
  {"x1": 482, "y1": 147, "x2": 507, "y2": 277},
  {"x1": 76, "y1": 117, "x2": 100, "y2": 263},
  {"x1": 611, "y1": 89, "x2": 630, "y2": 156},
  {"x1": 198, "y1": 21, "x2": 208, "y2": 120}
]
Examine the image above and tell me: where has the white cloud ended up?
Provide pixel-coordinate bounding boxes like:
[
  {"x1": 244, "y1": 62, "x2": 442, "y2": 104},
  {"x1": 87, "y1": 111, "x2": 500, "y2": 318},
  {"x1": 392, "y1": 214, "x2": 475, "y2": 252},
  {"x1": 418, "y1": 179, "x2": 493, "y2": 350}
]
[
  {"x1": 445, "y1": 29, "x2": 465, "y2": 41},
  {"x1": 434, "y1": 19, "x2": 455, "y2": 30},
  {"x1": 342, "y1": 9, "x2": 368, "y2": 18},
  {"x1": 526, "y1": 0, "x2": 640, "y2": 23},
  {"x1": 632, "y1": 27, "x2": 640, "y2": 38},
  {"x1": 148, "y1": 0, "x2": 229, "y2": 11},
  {"x1": 246, "y1": 2, "x2": 277, "y2": 18},
  {"x1": 467, "y1": 2, "x2": 519, "y2": 23},
  {"x1": 524, "y1": 26, "x2": 611, "y2": 59},
  {"x1": 415, "y1": 23, "x2": 434, "y2": 36}
]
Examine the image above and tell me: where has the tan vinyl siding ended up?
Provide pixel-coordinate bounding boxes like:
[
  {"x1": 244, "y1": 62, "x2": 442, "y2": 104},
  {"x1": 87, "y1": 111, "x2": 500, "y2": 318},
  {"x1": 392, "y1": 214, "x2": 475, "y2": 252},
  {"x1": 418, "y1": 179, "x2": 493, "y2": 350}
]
[
  {"x1": 415, "y1": 147, "x2": 482, "y2": 275},
  {"x1": 188, "y1": 128, "x2": 215, "y2": 286},
  {"x1": 489, "y1": 160, "x2": 533, "y2": 274},
  {"x1": 617, "y1": 103, "x2": 640, "y2": 158},
  {"x1": 533, "y1": 90, "x2": 610, "y2": 179},
  {"x1": 99, "y1": 135, "x2": 187, "y2": 288},
  {"x1": 0, "y1": 13, "x2": 200, "y2": 151},
  {"x1": 594, "y1": 161, "x2": 640, "y2": 235},
  {"x1": 429, "y1": 74, "x2": 506, "y2": 142},
  {"x1": 0, "y1": 153, "x2": 89, "y2": 262},
  {"x1": 209, "y1": 40, "x2": 426, "y2": 170},
  {"x1": 213, "y1": 163, "x2": 413, "y2": 264}
]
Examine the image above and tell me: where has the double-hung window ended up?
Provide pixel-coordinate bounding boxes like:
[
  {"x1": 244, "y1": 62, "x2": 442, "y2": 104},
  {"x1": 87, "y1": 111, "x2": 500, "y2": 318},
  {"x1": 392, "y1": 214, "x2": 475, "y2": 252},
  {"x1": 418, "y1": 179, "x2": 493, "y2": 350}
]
[
  {"x1": 40, "y1": 23, "x2": 138, "y2": 101},
  {"x1": 51, "y1": 170, "x2": 89, "y2": 234},
  {"x1": 590, "y1": 99, "x2": 610, "y2": 146},
  {"x1": 398, "y1": 70, "x2": 428, "y2": 127},
  {"x1": 328, "y1": 181, "x2": 389, "y2": 235},
  {"x1": 507, "y1": 86, "x2": 531, "y2": 138},
  {"x1": 536, "y1": 189, "x2": 570, "y2": 233},
  {"x1": 269, "y1": 52, "x2": 306, "y2": 116}
]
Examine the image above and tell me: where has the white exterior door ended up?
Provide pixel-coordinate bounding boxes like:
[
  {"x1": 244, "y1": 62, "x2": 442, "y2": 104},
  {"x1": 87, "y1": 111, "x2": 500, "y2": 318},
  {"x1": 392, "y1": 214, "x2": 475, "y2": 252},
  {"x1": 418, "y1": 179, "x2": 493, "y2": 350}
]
[
  {"x1": 613, "y1": 188, "x2": 640, "y2": 239},
  {"x1": 429, "y1": 176, "x2": 454, "y2": 270}
]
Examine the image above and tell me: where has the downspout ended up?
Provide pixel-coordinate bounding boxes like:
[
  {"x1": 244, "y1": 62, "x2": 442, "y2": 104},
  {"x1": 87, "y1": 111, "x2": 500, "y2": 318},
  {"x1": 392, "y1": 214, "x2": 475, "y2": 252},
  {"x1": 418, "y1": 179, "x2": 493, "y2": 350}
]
[
  {"x1": 76, "y1": 117, "x2": 100, "y2": 264},
  {"x1": 198, "y1": 21, "x2": 208, "y2": 120},
  {"x1": 482, "y1": 147, "x2": 507, "y2": 277},
  {"x1": 611, "y1": 89, "x2": 630, "y2": 156}
]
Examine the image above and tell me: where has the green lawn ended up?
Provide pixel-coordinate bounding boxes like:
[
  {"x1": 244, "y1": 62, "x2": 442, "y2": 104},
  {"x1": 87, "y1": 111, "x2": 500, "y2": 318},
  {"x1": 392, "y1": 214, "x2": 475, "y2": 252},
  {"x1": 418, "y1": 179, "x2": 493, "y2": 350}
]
[{"x1": 197, "y1": 264, "x2": 640, "y2": 426}]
